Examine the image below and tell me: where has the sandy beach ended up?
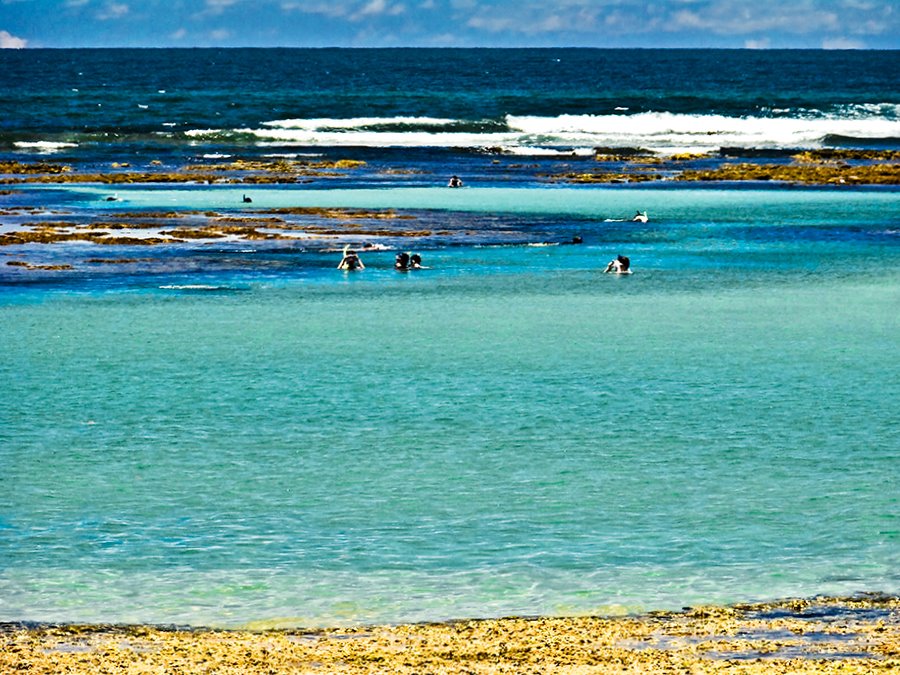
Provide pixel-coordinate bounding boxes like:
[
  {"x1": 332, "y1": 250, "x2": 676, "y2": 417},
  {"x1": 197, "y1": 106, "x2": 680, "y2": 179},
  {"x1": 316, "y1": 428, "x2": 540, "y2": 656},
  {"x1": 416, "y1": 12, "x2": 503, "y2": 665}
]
[{"x1": 3, "y1": 596, "x2": 898, "y2": 674}]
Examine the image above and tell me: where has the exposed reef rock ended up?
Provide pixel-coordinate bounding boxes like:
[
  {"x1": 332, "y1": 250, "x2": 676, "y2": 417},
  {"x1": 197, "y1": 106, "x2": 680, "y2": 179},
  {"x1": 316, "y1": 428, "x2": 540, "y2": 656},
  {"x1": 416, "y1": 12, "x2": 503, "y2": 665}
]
[
  {"x1": 0, "y1": 157, "x2": 368, "y2": 185},
  {"x1": 0, "y1": 229, "x2": 174, "y2": 246},
  {"x1": 553, "y1": 171, "x2": 664, "y2": 184},
  {"x1": 6, "y1": 260, "x2": 74, "y2": 271},
  {"x1": 0, "y1": 161, "x2": 72, "y2": 175},
  {"x1": 791, "y1": 149, "x2": 900, "y2": 163},
  {"x1": 258, "y1": 207, "x2": 415, "y2": 220},
  {"x1": 675, "y1": 162, "x2": 900, "y2": 185},
  {"x1": 1, "y1": 596, "x2": 897, "y2": 674},
  {"x1": 552, "y1": 152, "x2": 900, "y2": 185},
  {"x1": 85, "y1": 258, "x2": 144, "y2": 264},
  {"x1": 0, "y1": 206, "x2": 429, "y2": 247}
]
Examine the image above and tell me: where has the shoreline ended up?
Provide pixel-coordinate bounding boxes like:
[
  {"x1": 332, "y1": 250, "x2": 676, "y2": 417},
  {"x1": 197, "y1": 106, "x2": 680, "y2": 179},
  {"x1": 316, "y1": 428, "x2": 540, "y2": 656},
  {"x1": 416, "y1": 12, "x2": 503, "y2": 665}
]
[{"x1": 3, "y1": 595, "x2": 898, "y2": 674}]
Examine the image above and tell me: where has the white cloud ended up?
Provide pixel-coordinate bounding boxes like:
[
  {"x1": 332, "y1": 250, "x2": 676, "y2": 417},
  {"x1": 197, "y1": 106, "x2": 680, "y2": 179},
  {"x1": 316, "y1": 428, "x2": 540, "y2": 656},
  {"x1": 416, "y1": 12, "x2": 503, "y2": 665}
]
[
  {"x1": 667, "y1": 5, "x2": 840, "y2": 35},
  {"x1": 209, "y1": 28, "x2": 231, "y2": 40},
  {"x1": 280, "y1": 2, "x2": 348, "y2": 18},
  {"x1": 65, "y1": 0, "x2": 91, "y2": 8},
  {"x1": 201, "y1": 0, "x2": 239, "y2": 17},
  {"x1": 822, "y1": 36, "x2": 865, "y2": 48},
  {"x1": 351, "y1": 0, "x2": 406, "y2": 20},
  {"x1": 466, "y1": 15, "x2": 516, "y2": 32},
  {"x1": 532, "y1": 14, "x2": 564, "y2": 32},
  {"x1": 854, "y1": 18, "x2": 889, "y2": 34},
  {"x1": 280, "y1": 0, "x2": 405, "y2": 20},
  {"x1": 0, "y1": 29, "x2": 27, "y2": 48},
  {"x1": 358, "y1": 0, "x2": 386, "y2": 15},
  {"x1": 456, "y1": 0, "x2": 896, "y2": 42},
  {"x1": 171, "y1": 28, "x2": 188, "y2": 40},
  {"x1": 466, "y1": 4, "x2": 598, "y2": 35},
  {"x1": 744, "y1": 37, "x2": 770, "y2": 48},
  {"x1": 840, "y1": 0, "x2": 876, "y2": 9},
  {"x1": 430, "y1": 31, "x2": 462, "y2": 45},
  {"x1": 96, "y1": 2, "x2": 129, "y2": 20}
]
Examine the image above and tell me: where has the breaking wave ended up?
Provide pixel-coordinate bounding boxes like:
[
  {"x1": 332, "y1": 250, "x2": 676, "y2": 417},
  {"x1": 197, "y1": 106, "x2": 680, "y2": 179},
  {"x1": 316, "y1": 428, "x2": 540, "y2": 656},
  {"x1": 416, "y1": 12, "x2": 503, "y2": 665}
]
[{"x1": 184, "y1": 108, "x2": 900, "y2": 155}]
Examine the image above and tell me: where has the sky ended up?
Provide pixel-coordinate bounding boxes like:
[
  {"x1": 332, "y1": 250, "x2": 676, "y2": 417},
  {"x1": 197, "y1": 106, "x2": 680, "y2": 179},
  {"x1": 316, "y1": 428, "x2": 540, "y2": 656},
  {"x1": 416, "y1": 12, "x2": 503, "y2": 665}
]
[{"x1": 0, "y1": 0, "x2": 898, "y2": 49}]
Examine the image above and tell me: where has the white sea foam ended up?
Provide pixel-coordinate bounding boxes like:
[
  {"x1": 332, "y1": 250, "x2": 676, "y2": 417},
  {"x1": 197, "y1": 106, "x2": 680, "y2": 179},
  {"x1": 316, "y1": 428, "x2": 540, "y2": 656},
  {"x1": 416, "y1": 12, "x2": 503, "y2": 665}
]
[
  {"x1": 188, "y1": 127, "x2": 517, "y2": 148},
  {"x1": 506, "y1": 112, "x2": 900, "y2": 151},
  {"x1": 186, "y1": 109, "x2": 900, "y2": 154},
  {"x1": 497, "y1": 146, "x2": 595, "y2": 157},
  {"x1": 263, "y1": 116, "x2": 458, "y2": 130},
  {"x1": 159, "y1": 285, "x2": 230, "y2": 291},
  {"x1": 262, "y1": 152, "x2": 324, "y2": 158},
  {"x1": 14, "y1": 141, "x2": 78, "y2": 153}
]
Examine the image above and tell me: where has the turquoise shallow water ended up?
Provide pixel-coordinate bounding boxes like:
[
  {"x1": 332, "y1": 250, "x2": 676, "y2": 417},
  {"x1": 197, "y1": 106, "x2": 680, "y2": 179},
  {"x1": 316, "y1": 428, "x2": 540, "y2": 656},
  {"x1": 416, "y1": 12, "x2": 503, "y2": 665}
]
[
  {"x1": 1, "y1": 185, "x2": 899, "y2": 628},
  {"x1": 57, "y1": 183, "x2": 900, "y2": 220}
]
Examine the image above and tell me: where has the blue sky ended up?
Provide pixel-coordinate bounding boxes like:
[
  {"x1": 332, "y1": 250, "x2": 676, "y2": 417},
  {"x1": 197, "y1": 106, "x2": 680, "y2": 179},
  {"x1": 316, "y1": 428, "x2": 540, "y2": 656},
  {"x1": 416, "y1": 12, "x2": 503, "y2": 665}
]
[{"x1": 1, "y1": 0, "x2": 898, "y2": 49}]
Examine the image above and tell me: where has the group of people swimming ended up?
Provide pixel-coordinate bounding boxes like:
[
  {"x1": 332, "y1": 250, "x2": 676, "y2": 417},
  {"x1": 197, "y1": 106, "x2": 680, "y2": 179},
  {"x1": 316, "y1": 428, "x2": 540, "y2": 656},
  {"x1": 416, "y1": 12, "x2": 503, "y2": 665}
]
[
  {"x1": 336, "y1": 180, "x2": 636, "y2": 274},
  {"x1": 394, "y1": 251, "x2": 424, "y2": 270},
  {"x1": 339, "y1": 246, "x2": 631, "y2": 275},
  {"x1": 337, "y1": 246, "x2": 425, "y2": 271}
]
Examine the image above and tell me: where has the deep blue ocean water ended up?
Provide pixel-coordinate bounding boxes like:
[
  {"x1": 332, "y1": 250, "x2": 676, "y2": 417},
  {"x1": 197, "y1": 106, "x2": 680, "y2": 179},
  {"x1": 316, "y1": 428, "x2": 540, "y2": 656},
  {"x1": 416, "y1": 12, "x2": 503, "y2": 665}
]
[
  {"x1": 1, "y1": 49, "x2": 898, "y2": 628},
  {"x1": 2, "y1": 48, "x2": 899, "y2": 159}
]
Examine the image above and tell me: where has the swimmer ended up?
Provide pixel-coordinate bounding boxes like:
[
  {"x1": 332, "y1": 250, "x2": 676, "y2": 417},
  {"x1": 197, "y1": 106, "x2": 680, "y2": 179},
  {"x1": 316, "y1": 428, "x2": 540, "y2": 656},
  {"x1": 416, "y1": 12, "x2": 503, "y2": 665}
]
[
  {"x1": 395, "y1": 251, "x2": 411, "y2": 270},
  {"x1": 448, "y1": 175, "x2": 463, "y2": 188},
  {"x1": 337, "y1": 245, "x2": 365, "y2": 271},
  {"x1": 604, "y1": 254, "x2": 631, "y2": 274}
]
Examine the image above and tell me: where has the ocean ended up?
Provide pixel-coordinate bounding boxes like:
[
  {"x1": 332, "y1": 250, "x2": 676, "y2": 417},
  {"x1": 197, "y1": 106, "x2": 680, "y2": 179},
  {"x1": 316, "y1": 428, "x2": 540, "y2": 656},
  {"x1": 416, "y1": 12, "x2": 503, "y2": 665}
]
[{"x1": 1, "y1": 48, "x2": 898, "y2": 629}]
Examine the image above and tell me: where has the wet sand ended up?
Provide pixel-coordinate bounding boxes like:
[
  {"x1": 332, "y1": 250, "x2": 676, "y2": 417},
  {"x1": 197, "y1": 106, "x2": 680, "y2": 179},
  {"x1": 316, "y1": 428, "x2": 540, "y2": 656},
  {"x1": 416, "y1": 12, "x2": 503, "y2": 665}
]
[{"x1": 3, "y1": 596, "x2": 898, "y2": 674}]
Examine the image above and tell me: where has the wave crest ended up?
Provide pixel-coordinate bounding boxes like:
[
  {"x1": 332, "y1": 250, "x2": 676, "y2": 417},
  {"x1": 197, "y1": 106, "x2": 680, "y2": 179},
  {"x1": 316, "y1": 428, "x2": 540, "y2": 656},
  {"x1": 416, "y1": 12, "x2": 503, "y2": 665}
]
[{"x1": 183, "y1": 109, "x2": 900, "y2": 154}]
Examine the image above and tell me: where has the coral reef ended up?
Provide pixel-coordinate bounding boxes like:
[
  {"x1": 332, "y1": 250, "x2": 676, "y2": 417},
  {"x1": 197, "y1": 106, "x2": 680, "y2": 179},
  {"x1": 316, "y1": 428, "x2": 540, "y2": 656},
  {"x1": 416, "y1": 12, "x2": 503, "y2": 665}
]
[
  {"x1": 0, "y1": 157, "x2": 368, "y2": 185},
  {"x1": 6, "y1": 260, "x2": 73, "y2": 271},
  {"x1": 675, "y1": 162, "x2": 900, "y2": 185},
  {"x1": 0, "y1": 206, "x2": 430, "y2": 247},
  {"x1": 552, "y1": 151, "x2": 900, "y2": 185},
  {"x1": 0, "y1": 161, "x2": 72, "y2": 175}
]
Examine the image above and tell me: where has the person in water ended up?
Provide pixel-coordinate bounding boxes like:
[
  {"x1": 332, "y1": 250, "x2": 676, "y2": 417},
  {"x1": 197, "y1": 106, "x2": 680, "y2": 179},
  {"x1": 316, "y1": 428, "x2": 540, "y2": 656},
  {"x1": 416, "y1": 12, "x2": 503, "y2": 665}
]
[
  {"x1": 604, "y1": 254, "x2": 631, "y2": 274},
  {"x1": 395, "y1": 251, "x2": 411, "y2": 270},
  {"x1": 448, "y1": 175, "x2": 463, "y2": 188},
  {"x1": 409, "y1": 253, "x2": 423, "y2": 269},
  {"x1": 632, "y1": 210, "x2": 648, "y2": 222},
  {"x1": 337, "y1": 246, "x2": 364, "y2": 271}
]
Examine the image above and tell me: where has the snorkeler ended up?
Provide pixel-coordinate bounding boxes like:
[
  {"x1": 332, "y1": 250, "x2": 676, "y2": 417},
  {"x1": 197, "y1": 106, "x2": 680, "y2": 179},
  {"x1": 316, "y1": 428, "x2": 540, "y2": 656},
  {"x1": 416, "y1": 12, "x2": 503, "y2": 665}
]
[
  {"x1": 337, "y1": 246, "x2": 365, "y2": 271},
  {"x1": 604, "y1": 254, "x2": 631, "y2": 274},
  {"x1": 395, "y1": 251, "x2": 411, "y2": 270}
]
